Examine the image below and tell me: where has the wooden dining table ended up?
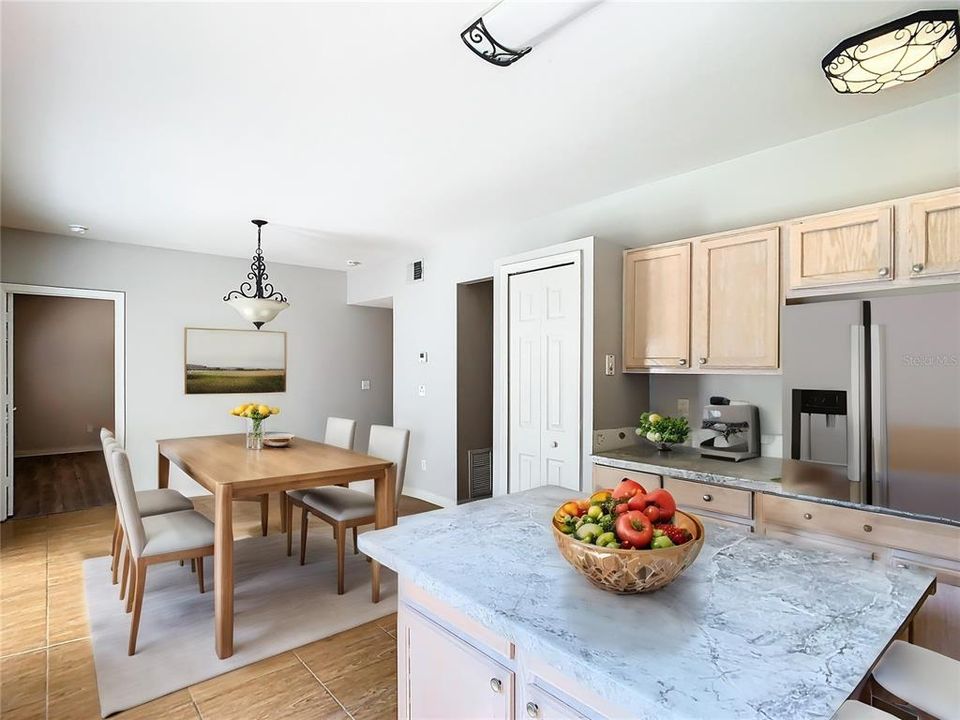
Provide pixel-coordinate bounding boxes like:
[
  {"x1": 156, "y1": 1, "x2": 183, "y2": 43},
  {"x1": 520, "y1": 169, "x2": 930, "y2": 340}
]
[{"x1": 157, "y1": 433, "x2": 396, "y2": 660}]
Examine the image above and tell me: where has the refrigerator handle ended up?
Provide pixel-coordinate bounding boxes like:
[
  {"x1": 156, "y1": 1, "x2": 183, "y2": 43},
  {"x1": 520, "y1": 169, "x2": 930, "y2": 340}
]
[
  {"x1": 870, "y1": 325, "x2": 888, "y2": 507},
  {"x1": 849, "y1": 325, "x2": 866, "y2": 486}
]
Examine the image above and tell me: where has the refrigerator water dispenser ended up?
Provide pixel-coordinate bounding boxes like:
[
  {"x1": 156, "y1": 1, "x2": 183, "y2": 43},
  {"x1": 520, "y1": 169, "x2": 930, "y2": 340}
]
[{"x1": 791, "y1": 389, "x2": 847, "y2": 466}]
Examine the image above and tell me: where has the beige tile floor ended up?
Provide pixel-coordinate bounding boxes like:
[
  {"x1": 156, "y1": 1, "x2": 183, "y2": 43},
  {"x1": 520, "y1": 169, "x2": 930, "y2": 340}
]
[{"x1": 0, "y1": 494, "x2": 433, "y2": 719}]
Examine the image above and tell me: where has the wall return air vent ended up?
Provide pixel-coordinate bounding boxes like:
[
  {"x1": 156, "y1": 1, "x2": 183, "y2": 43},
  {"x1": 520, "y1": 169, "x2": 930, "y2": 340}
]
[{"x1": 408, "y1": 260, "x2": 424, "y2": 283}]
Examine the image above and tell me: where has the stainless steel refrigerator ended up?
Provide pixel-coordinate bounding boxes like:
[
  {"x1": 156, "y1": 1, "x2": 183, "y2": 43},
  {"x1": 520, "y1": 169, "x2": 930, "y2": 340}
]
[{"x1": 782, "y1": 289, "x2": 960, "y2": 522}]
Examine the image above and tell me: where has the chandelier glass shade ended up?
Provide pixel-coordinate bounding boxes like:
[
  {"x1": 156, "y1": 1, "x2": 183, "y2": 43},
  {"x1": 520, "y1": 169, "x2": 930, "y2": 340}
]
[
  {"x1": 822, "y1": 9, "x2": 959, "y2": 94},
  {"x1": 223, "y1": 219, "x2": 289, "y2": 329}
]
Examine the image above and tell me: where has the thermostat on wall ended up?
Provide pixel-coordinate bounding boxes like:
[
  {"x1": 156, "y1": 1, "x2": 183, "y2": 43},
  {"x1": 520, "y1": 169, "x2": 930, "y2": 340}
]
[{"x1": 418, "y1": 352, "x2": 428, "y2": 363}]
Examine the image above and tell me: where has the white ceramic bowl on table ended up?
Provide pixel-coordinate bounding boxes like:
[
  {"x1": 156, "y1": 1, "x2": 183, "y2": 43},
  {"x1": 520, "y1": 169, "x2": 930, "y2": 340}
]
[{"x1": 263, "y1": 432, "x2": 295, "y2": 448}]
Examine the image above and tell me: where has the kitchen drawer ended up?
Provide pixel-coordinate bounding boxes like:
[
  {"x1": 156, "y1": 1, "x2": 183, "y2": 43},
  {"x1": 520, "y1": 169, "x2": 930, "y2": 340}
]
[
  {"x1": 759, "y1": 494, "x2": 960, "y2": 562},
  {"x1": 663, "y1": 476, "x2": 752, "y2": 519},
  {"x1": 592, "y1": 464, "x2": 660, "y2": 492},
  {"x1": 522, "y1": 685, "x2": 589, "y2": 720}
]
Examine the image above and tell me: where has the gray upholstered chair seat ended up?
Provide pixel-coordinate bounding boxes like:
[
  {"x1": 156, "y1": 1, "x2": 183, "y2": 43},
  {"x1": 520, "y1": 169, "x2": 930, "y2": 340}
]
[
  {"x1": 136, "y1": 488, "x2": 195, "y2": 517},
  {"x1": 141, "y1": 510, "x2": 215, "y2": 557},
  {"x1": 296, "y1": 486, "x2": 377, "y2": 522}
]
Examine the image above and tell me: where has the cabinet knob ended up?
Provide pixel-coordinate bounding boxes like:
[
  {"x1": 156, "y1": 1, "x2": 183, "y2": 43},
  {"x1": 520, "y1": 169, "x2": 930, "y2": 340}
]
[
  {"x1": 702, "y1": 494, "x2": 713, "y2": 502},
  {"x1": 803, "y1": 513, "x2": 812, "y2": 520},
  {"x1": 550, "y1": 441, "x2": 558, "y2": 448},
  {"x1": 490, "y1": 678, "x2": 502, "y2": 694},
  {"x1": 526, "y1": 702, "x2": 540, "y2": 718},
  {"x1": 912, "y1": 263, "x2": 924, "y2": 274},
  {"x1": 678, "y1": 358, "x2": 687, "y2": 366},
  {"x1": 896, "y1": 562, "x2": 908, "y2": 569},
  {"x1": 699, "y1": 357, "x2": 707, "y2": 365},
  {"x1": 878, "y1": 266, "x2": 890, "y2": 277},
  {"x1": 863, "y1": 524, "x2": 873, "y2": 533}
]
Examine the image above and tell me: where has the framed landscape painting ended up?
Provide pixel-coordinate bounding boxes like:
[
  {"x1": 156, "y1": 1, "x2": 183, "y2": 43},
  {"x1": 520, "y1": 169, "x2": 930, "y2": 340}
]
[{"x1": 184, "y1": 328, "x2": 286, "y2": 394}]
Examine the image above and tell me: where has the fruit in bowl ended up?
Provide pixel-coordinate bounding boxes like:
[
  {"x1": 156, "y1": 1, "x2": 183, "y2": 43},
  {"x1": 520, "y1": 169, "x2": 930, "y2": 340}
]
[{"x1": 552, "y1": 480, "x2": 704, "y2": 593}]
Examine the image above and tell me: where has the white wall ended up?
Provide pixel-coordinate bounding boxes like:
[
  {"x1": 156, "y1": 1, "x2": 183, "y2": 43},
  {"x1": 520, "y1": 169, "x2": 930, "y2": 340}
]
[
  {"x1": 1, "y1": 228, "x2": 393, "y2": 495},
  {"x1": 347, "y1": 95, "x2": 960, "y2": 506}
]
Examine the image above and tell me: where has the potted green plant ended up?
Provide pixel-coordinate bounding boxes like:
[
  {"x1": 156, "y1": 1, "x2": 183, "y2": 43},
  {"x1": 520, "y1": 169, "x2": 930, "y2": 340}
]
[{"x1": 636, "y1": 412, "x2": 689, "y2": 452}]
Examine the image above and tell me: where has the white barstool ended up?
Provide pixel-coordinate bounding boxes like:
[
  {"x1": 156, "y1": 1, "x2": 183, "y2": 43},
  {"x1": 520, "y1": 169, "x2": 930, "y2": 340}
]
[
  {"x1": 872, "y1": 640, "x2": 960, "y2": 720},
  {"x1": 832, "y1": 700, "x2": 896, "y2": 720}
]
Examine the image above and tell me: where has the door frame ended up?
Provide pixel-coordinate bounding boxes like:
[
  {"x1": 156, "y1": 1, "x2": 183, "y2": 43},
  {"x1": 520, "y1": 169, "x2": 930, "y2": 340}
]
[
  {"x1": 493, "y1": 237, "x2": 595, "y2": 498},
  {"x1": 1, "y1": 283, "x2": 126, "y2": 520}
]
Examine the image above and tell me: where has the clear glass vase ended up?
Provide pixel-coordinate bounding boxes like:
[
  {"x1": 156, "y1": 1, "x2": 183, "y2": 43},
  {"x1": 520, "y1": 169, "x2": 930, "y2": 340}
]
[{"x1": 246, "y1": 417, "x2": 265, "y2": 450}]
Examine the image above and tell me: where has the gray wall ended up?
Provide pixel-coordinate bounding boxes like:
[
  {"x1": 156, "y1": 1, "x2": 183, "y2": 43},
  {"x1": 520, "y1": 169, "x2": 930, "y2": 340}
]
[
  {"x1": 13, "y1": 294, "x2": 115, "y2": 455},
  {"x1": 1, "y1": 228, "x2": 393, "y2": 494}
]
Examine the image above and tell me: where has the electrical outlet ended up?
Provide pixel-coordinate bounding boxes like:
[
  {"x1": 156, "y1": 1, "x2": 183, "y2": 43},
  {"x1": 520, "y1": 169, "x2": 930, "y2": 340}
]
[
  {"x1": 605, "y1": 354, "x2": 616, "y2": 376},
  {"x1": 420, "y1": 459, "x2": 427, "y2": 471},
  {"x1": 677, "y1": 398, "x2": 690, "y2": 418},
  {"x1": 360, "y1": 379, "x2": 371, "y2": 390},
  {"x1": 418, "y1": 384, "x2": 426, "y2": 397}
]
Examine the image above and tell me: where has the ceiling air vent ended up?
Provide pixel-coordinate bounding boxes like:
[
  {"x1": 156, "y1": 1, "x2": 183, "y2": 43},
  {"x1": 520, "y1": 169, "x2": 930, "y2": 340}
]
[{"x1": 408, "y1": 259, "x2": 424, "y2": 283}]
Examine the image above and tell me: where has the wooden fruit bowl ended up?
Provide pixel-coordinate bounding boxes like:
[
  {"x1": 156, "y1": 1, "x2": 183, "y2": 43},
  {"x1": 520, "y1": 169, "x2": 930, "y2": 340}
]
[{"x1": 552, "y1": 509, "x2": 705, "y2": 594}]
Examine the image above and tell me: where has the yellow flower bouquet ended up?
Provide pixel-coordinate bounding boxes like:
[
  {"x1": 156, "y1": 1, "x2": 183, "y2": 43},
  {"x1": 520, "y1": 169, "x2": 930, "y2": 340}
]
[{"x1": 230, "y1": 403, "x2": 280, "y2": 449}]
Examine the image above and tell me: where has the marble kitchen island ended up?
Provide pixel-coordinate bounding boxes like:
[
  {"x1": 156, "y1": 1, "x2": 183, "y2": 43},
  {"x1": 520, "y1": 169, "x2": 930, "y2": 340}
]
[{"x1": 359, "y1": 486, "x2": 936, "y2": 720}]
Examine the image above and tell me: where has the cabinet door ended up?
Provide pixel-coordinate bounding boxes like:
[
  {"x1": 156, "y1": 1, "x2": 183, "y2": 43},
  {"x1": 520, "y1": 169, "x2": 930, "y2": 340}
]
[
  {"x1": 907, "y1": 190, "x2": 960, "y2": 279},
  {"x1": 692, "y1": 228, "x2": 779, "y2": 369},
  {"x1": 623, "y1": 244, "x2": 690, "y2": 369},
  {"x1": 399, "y1": 604, "x2": 515, "y2": 720},
  {"x1": 522, "y1": 685, "x2": 589, "y2": 720},
  {"x1": 787, "y1": 206, "x2": 894, "y2": 289}
]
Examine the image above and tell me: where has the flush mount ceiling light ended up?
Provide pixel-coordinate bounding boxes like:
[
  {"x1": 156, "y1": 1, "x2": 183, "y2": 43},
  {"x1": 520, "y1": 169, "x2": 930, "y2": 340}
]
[
  {"x1": 461, "y1": 1, "x2": 601, "y2": 67},
  {"x1": 346, "y1": 260, "x2": 362, "y2": 267},
  {"x1": 822, "y1": 9, "x2": 959, "y2": 94},
  {"x1": 68, "y1": 224, "x2": 88, "y2": 234},
  {"x1": 223, "y1": 219, "x2": 289, "y2": 329}
]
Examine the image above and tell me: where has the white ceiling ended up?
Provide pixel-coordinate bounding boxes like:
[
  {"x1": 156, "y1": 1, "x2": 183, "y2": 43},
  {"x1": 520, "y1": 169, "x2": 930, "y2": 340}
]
[{"x1": 3, "y1": 1, "x2": 958, "y2": 270}]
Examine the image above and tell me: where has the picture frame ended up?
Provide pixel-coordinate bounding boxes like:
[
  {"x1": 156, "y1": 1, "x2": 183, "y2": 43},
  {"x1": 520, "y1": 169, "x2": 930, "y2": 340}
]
[{"x1": 184, "y1": 327, "x2": 287, "y2": 394}]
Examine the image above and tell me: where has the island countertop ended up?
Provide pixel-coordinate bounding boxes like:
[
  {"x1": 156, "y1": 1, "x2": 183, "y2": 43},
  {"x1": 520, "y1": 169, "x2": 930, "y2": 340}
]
[{"x1": 359, "y1": 486, "x2": 935, "y2": 720}]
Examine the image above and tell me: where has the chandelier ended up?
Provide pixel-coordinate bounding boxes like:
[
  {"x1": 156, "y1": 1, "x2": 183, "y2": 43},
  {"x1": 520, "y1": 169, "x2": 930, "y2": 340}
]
[
  {"x1": 822, "y1": 9, "x2": 959, "y2": 94},
  {"x1": 223, "y1": 219, "x2": 289, "y2": 329}
]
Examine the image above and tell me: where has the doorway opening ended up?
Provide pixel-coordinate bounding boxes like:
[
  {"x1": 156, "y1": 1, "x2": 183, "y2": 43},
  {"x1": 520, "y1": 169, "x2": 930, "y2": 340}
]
[
  {"x1": 3, "y1": 285, "x2": 125, "y2": 520},
  {"x1": 456, "y1": 278, "x2": 493, "y2": 503}
]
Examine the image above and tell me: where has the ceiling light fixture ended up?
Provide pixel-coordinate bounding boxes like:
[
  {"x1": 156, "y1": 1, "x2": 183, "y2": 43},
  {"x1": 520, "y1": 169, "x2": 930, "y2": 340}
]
[
  {"x1": 822, "y1": 9, "x2": 958, "y2": 94},
  {"x1": 461, "y1": 1, "x2": 601, "y2": 67},
  {"x1": 68, "y1": 224, "x2": 88, "y2": 234},
  {"x1": 346, "y1": 260, "x2": 362, "y2": 267},
  {"x1": 223, "y1": 219, "x2": 289, "y2": 329}
]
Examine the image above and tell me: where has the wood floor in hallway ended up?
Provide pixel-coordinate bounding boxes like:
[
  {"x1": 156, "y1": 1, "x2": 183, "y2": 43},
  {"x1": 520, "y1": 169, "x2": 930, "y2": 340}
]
[
  {"x1": 12, "y1": 452, "x2": 114, "y2": 519},
  {"x1": 1, "y1": 492, "x2": 437, "y2": 719}
]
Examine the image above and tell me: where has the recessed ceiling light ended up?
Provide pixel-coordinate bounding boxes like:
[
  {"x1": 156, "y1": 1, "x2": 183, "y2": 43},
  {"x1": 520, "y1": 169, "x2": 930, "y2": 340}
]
[
  {"x1": 346, "y1": 260, "x2": 362, "y2": 267},
  {"x1": 68, "y1": 224, "x2": 88, "y2": 234},
  {"x1": 822, "y1": 9, "x2": 959, "y2": 94}
]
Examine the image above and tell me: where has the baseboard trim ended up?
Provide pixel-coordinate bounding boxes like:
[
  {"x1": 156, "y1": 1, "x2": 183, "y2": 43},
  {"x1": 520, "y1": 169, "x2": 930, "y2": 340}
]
[
  {"x1": 402, "y1": 486, "x2": 456, "y2": 509},
  {"x1": 15, "y1": 445, "x2": 102, "y2": 458}
]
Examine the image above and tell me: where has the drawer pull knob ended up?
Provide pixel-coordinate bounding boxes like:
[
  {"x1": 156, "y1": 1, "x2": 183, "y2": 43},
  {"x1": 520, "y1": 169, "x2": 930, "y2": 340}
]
[
  {"x1": 896, "y1": 563, "x2": 908, "y2": 569},
  {"x1": 863, "y1": 524, "x2": 873, "y2": 533},
  {"x1": 702, "y1": 494, "x2": 713, "y2": 502},
  {"x1": 878, "y1": 266, "x2": 889, "y2": 277},
  {"x1": 912, "y1": 263, "x2": 924, "y2": 274},
  {"x1": 803, "y1": 513, "x2": 812, "y2": 520},
  {"x1": 678, "y1": 358, "x2": 687, "y2": 366},
  {"x1": 699, "y1": 357, "x2": 707, "y2": 365},
  {"x1": 490, "y1": 678, "x2": 502, "y2": 693},
  {"x1": 526, "y1": 702, "x2": 540, "y2": 718}
]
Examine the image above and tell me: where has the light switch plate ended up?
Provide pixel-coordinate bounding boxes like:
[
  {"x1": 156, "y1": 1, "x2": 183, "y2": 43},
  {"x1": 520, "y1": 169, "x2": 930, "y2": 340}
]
[
  {"x1": 677, "y1": 398, "x2": 689, "y2": 418},
  {"x1": 361, "y1": 379, "x2": 371, "y2": 390},
  {"x1": 418, "y1": 384, "x2": 426, "y2": 397},
  {"x1": 605, "y1": 354, "x2": 616, "y2": 376}
]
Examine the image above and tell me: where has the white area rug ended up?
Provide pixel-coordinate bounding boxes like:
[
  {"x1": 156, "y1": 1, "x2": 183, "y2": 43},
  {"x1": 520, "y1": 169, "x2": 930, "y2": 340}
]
[{"x1": 83, "y1": 533, "x2": 397, "y2": 717}]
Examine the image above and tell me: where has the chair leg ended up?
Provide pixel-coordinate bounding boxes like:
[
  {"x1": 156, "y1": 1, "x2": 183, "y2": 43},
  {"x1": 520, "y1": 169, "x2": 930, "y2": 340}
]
[
  {"x1": 110, "y1": 514, "x2": 120, "y2": 561},
  {"x1": 260, "y1": 494, "x2": 269, "y2": 536},
  {"x1": 197, "y1": 556, "x2": 205, "y2": 594},
  {"x1": 279, "y1": 492, "x2": 288, "y2": 534},
  {"x1": 353, "y1": 526, "x2": 358, "y2": 555},
  {"x1": 111, "y1": 524, "x2": 125, "y2": 585},
  {"x1": 299, "y1": 508, "x2": 309, "y2": 566},
  {"x1": 125, "y1": 558, "x2": 137, "y2": 613},
  {"x1": 286, "y1": 498, "x2": 294, "y2": 557},
  {"x1": 119, "y1": 547, "x2": 130, "y2": 601},
  {"x1": 128, "y1": 562, "x2": 147, "y2": 656},
  {"x1": 336, "y1": 522, "x2": 346, "y2": 595}
]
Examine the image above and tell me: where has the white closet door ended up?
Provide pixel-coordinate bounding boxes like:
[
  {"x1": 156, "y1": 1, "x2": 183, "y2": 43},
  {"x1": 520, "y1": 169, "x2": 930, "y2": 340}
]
[{"x1": 508, "y1": 263, "x2": 581, "y2": 493}]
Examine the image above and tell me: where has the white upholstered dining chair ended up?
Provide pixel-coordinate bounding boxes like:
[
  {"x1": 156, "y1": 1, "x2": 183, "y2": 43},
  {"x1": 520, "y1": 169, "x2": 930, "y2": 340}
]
[
  {"x1": 285, "y1": 425, "x2": 409, "y2": 594},
  {"x1": 109, "y1": 445, "x2": 215, "y2": 655},
  {"x1": 100, "y1": 430, "x2": 193, "y2": 586}
]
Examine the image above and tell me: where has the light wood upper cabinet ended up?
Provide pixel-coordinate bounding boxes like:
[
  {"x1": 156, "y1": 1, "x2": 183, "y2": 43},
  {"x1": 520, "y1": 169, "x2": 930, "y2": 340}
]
[
  {"x1": 787, "y1": 205, "x2": 894, "y2": 289},
  {"x1": 623, "y1": 243, "x2": 690, "y2": 370},
  {"x1": 692, "y1": 229, "x2": 779, "y2": 369},
  {"x1": 907, "y1": 190, "x2": 960, "y2": 279}
]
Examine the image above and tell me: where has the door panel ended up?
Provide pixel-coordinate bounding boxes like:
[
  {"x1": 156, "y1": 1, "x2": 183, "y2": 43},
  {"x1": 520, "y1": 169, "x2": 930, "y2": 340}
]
[
  {"x1": 908, "y1": 190, "x2": 960, "y2": 279},
  {"x1": 692, "y1": 229, "x2": 779, "y2": 369},
  {"x1": 509, "y1": 263, "x2": 581, "y2": 494},
  {"x1": 787, "y1": 206, "x2": 893, "y2": 288},
  {"x1": 623, "y1": 244, "x2": 690, "y2": 369}
]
